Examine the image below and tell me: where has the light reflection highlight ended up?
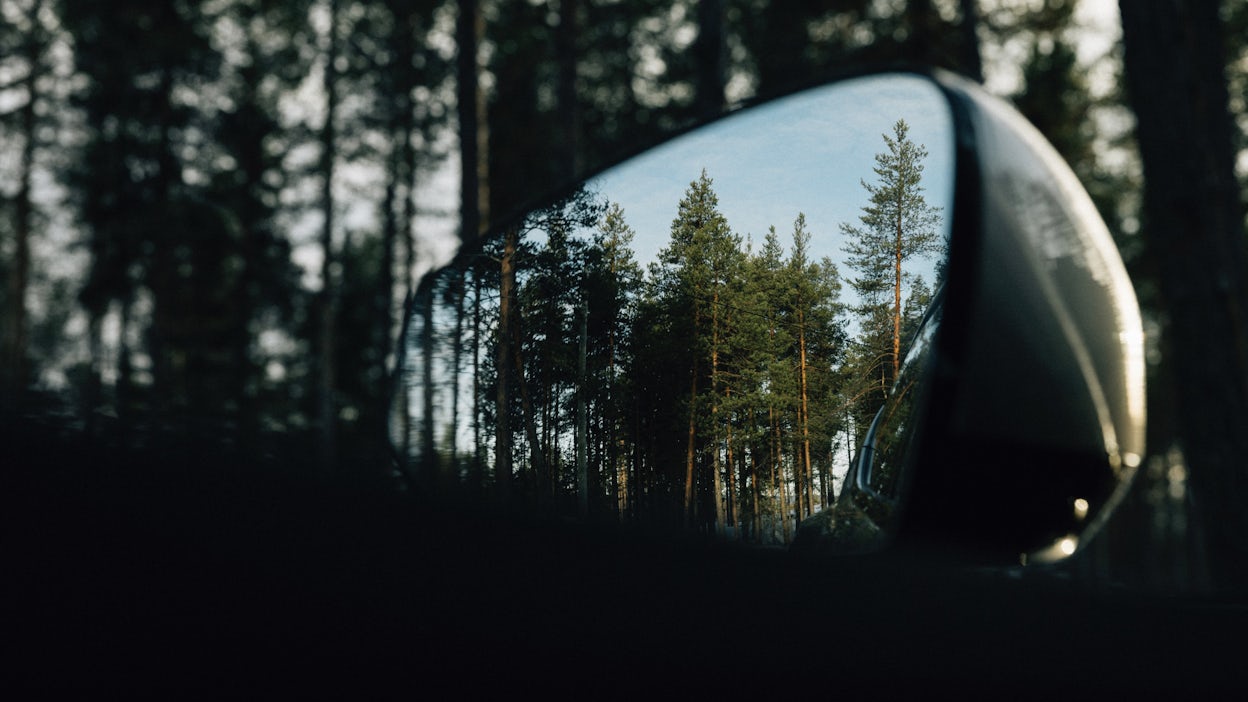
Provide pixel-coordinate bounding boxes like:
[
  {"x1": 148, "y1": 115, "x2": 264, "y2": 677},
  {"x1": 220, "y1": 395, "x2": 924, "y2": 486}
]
[
  {"x1": 1073, "y1": 498, "x2": 1089, "y2": 520},
  {"x1": 1026, "y1": 534, "x2": 1081, "y2": 564}
]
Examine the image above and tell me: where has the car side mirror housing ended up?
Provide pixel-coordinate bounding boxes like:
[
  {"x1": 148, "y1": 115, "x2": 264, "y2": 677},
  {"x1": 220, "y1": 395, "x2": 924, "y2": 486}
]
[
  {"x1": 393, "y1": 68, "x2": 1145, "y2": 566},
  {"x1": 886, "y1": 71, "x2": 1145, "y2": 563}
]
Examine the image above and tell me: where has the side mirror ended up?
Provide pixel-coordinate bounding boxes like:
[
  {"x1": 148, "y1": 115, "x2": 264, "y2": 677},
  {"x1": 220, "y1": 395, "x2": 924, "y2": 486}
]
[
  {"x1": 888, "y1": 71, "x2": 1146, "y2": 563},
  {"x1": 392, "y1": 69, "x2": 1145, "y2": 566}
]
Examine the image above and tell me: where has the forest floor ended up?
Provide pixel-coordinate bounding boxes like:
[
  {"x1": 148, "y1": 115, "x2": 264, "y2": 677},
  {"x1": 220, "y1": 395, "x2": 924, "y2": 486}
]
[{"x1": 6, "y1": 419, "x2": 1247, "y2": 695}]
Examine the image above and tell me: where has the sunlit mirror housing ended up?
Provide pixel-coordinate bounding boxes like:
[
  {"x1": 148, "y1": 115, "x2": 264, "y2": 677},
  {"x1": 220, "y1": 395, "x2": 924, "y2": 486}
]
[
  {"x1": 886, "y1": 71, "x2": 1146, "y2": 563},
  {"x1": 391, "y1": 68, "x2": 1145, "y2": 566}
]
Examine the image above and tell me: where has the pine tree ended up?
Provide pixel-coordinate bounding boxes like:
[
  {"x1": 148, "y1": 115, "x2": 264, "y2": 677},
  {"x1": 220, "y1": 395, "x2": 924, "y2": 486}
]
[
  {"x1": 653, "y1": 169, "x2": 742, "y2": 530},
  {"x1": 585, "y1": 203, "x2": 643, "y2": 517},
  {"x1": 752, "y1": 226, "x2": 796, "y2": 541},
  {"x1": 785, "y1": 214, "x2": 845, "y2": 514},
  {"x1": 840, "y1": 118, "x2": 943, "y2": 390}
]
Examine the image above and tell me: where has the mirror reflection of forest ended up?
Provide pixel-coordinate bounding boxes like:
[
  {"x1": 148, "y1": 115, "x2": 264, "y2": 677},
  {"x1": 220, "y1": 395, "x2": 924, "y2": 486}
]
[{"x1": 402, "y1": 113, "x2": 948, "y2": 545}]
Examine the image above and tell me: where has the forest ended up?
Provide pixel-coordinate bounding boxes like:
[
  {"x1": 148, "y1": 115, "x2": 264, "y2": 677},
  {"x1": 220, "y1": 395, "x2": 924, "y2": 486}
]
[
  {"x1": 406, "y1": 139, "x2": 942, "y2": 541},
  {"x1": 4, "y1": 1, "x2": 1248, "y2": 586}
]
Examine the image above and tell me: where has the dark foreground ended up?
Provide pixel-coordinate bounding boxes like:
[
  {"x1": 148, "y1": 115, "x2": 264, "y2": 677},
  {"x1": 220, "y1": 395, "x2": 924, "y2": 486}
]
[{"x1": 6, "y1": 419, "x2": 1246, "y2": 695}]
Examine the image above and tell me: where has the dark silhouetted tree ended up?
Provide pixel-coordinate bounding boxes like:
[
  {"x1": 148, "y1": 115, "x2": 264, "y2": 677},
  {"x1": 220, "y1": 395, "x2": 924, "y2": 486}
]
[{"x1": 1120, "y1": 0, "x2": 1248, "y2": 590}]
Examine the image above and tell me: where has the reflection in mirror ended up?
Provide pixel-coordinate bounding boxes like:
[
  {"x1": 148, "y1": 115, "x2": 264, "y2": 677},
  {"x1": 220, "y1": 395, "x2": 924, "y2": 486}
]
[
  {"x1": 394, "y1": 74, "x2": 953, "y2": 549},
  {"x1": 823, "y1": 292, "x2": 938, "y2": 549}
]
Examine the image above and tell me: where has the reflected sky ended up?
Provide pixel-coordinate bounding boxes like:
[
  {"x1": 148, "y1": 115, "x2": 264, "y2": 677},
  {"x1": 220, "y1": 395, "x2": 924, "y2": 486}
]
[{"x1": 589, "y1": 74, "x2": 955, "y2": 273}]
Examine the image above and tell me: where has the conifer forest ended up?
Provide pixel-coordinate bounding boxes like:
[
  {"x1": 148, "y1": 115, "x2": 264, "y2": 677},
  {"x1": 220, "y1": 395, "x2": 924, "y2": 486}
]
[
  {"x1": 404, "y1": 120, "x2": 945, "y2": 542},
  {"x1": 4, "y1": 0, "x2": 1248, "y2": 586}
]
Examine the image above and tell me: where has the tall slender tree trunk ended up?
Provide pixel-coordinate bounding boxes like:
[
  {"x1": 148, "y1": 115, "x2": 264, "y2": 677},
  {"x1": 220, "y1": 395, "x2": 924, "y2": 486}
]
[
  {"x1": 750, "y1": 447, "x2": 761, "y2": 541},
  {"x1": 400, "y1": 38, "x2": 419, "y2": 307},
  {"x1": 379, "y1": 138, "x2": 399, "y2": 389},
  {"x1": 711, "y1": 291, "x2": 724, "y2": 535},
  {"x1": 316, "y1": 0, "x2": 341, "y2": 474},
  {"x1": 577, "y1": 301, "x2": 589, "y2": 516},
  {"x1": 116, "y1": 297, "x2": 134, "y2": 434},
  {"x1": 790, "y1": 436, "x2": 803, "y2": 527},
  {"x1": 903, "y1": 0, "x2": 936, "y2": 65},
  {"x1": 772, "y1": 406, "x2": 790, "y2": 543},
  {"x1": 540, "y1": 360, "x2": 551, "y2": 480},
  {"x1": 959, "y1": 0, "x2": 984, "y2": 82},
  {"x1": 694, "y1": 0, "x2": 725, "y2": 119},
  {"x1": 449, "y1": 271, "x2": 466, "y2": 464},
  {"x1": 798, "y1": 308, "x2": 814, "y2": 517},
  {"x1": 538, "y1": 330, "x2": 556, "y2": 497},
  {"x1": 471, "y1": 269, "x2": 484, "y2": 485},
  {"x1": 683, "y1": 314, "x2": 700, "y2": 526},
  {"x1": 495, "y1": 229, "x2": 516, "y2": 497},
  {"x1": 725, "y1": 389, "x2": 737, "y2": 539},
  {"x1": 457, "y1": 0, "x2": 488, "y2": 241},
  {"x1": 398, "y1": 34, "x2": 421, "y2": 466},
  {"x1": 512, "y1": 308, "x2": 546, "y2": 498},
  {"x1": 893, "y1": 199, "x2": 904, "y2": 383},
  {"x1": 1120, "y1": 0, "x2": 1248, "y2": 589},
  {"x1": 556, "y1": 0, "x2": 580, "y2": 180},
  {"x1": 84, "y1": 312, "x2": 104, "y2": 436},
  {"x1": 610, "y1": 323, "x2": 624, "y2": 519},
  {"x1": 3, "y1": 0, "x2": 43, "y2": 412},
  {"x1": 792, "y1": 418, "x2": 805, "y2": 521},
  {"x1": 378, "y1": 138, "x2": 401, "y2": 471},
  {"x1": 150, "y1": 67, "x2": 178, "y2": 423},
  {"x1": 420, "y1": 287, "x2": 436, "y2": 477},
  {"x1": 630, "y1": 390, "x2": 642, "y2": 521},
  {"x1": 607, "y1": 248, "x2": 621, "y2": 517},
  {"x1": 231, "y1": 50, "x2": 269, "y2": 453},
  {"x1": 382, "y1": 2, "x2": 425, "y2": 429},
  {"x1": 819, "y1": 446, "x2": 829, "y2": 507}
]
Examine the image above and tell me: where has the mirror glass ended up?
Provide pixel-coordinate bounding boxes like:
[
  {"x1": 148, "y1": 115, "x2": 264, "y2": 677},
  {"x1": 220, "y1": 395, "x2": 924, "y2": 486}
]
[{"x1": 394, "y1": 74, "x2": 954, "y2": 547}]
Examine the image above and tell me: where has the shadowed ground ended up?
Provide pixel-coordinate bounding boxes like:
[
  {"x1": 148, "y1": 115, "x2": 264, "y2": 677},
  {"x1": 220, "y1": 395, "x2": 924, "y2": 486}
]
[{"x1": 6, "y1": 417, "x2": 1245, "y2": 695}]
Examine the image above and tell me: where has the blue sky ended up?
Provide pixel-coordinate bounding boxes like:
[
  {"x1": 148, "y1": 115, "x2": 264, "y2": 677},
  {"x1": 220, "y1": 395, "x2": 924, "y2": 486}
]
[{"x1": 588, "y1": 74, "x2": 955, "y2": 276}]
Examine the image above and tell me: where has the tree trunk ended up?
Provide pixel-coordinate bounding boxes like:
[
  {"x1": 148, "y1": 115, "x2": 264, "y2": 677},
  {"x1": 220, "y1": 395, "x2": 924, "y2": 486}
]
[
  {"x1": 496, "y1": 229, "x2": 516, "y2": 497},
  {"x1": 316, "y1": 0, "x2": 341, "y2": 474},
  {"x1": 449, "y1": 271, "x2": 466, "y2": 465},
  {"x1": 472, "y1": 269, "x2": 484, "y2": 485},
  {"x1": 772, "y1": 406, "x2": 790, "y2": 543},
  {"x1": 750, "y1": 447, "x2": 761, "y2": 541},
  {"x1": 694, "y1": 0, "x2": 725, "y2": 118},
  {"x1": 725, "y1": 389, "x2": 737, "y2": 539},
  {"x1": 398, "y1": 24, "x2": 421, "y2": 466},
  {"x1": 2, "y1": 0, "x2": 43, "y2": 412},
  {"x1": 149, "y1": 67, "x2": 178, "y2": 424},
  {"x1": 457, "y1": 0, "x2": 489, "y2": 241},
  {"x1": 1119, "y1": 0, "x2": 1248, "y2": 589},
  {"x1": 230, "y1": 51, "x2": 267, "y2": 453},
  {"x1": 116, "y1": 297, "x2": 134, "y2": 435},
  {"x1": 607, "y1": 248, "x2": 621, "y2": 518},
  {"x1": 556, "y1": 0, "x2": 580, "y2": 180},
  {"x1": 512, "y1": 308, "x2": 546, "y2": 499},
  {"x1": 798, "y1": 308, "x2": 814, "y2": 517},
  {"x1": 683, "y1": 317, "x2": 700, "y2": 527},
  {"x1": 577, "y1": 301, "x2": 589, "y2": 516},
  {"x1": 893, "y1": 194, "x2": 904, "y2": 384},
  {"x1": 379, "y1": 135, "x2": 400, "y2": 453},
  {"x1": 420, "y1": 287, "x2": 436, "y2": 477},
  {"x1": 711, "y1": 291, "x2": 724, "y2": 536},
  {"x1": 958, "y1": 0, "x2": 984, "y2": 83},
  {"x1": 84, "y1": 312, "x2": 104, "y2": 437}
]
